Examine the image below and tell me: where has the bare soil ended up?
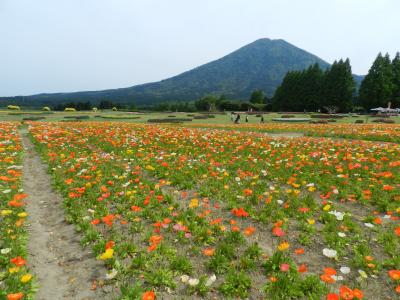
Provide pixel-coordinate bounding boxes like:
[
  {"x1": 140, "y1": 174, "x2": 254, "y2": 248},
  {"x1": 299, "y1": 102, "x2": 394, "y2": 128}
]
[{"x1": 21, "y1": 131, "x2": 114, "y2": 300}]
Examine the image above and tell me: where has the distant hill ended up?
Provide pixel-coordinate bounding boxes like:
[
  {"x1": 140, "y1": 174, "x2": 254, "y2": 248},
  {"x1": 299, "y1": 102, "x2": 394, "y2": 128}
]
[{"x1": 1, "y1": 38, "x2": 364, "y2": 106}]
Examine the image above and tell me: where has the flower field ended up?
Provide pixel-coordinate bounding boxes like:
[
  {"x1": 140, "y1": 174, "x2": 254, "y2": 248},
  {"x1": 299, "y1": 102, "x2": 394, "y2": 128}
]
[
  {"x1": 187, "y1": 123, "x2": 400, "y2": 143},
  {"x1": 22, "y1": 121, "x2": 398, "y2": 299},
  {"x1": 0, "y1": 123, "x2": 34, "y2": 300}
]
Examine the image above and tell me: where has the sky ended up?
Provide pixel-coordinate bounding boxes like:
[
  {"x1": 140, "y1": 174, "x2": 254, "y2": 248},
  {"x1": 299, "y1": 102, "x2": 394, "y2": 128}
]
[{"x1": 1, "y1": 0, "x2": 399, "y2": 96}]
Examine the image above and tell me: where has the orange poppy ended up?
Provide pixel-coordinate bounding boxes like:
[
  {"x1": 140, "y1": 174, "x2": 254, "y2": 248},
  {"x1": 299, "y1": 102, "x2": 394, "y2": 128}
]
[
  {"x1": 323, "y1": 267, "x2": 336, "y2": 276},
  {"x1": 7, "y1": 293, "x2": 24, "y2": 300},
  {"x1": 142, "y1": 290, "x2": 155, "y2": 300},
  {"x1": 320, "y1": 273, "x2": 335, "y2": 283},
  {"x1": 294, "y1": 248, "x2": 305, "y2": 255},
  {"x1": 298, "y1": 264, "x2": 307, "y2": 273},
  {"x1": 202, "y1": 248, "x2": 215, "y2": 256},
  {"x1": 105, "y1": 241, "x2": 115, "y2": 250},
  {"x1": 353, "y1": 288, "x2": 363, "y2": 299},
  {"x1": 10, "y1": 257, "x2": 26, "y2": 267},
  {"x1": 326, "y1": 294, "x2": 339, "y2": 300},
  {"x1": 339, "y1": 286, "x2": 354, "y2": 300},
  {"x1": 244, "y1": 226, "x2": 256, "y2": 236},
  {"x1": 395, "y1": 227, "x2": 400, "y2": 237},
  {"x1": 388, "y1": 270, "x2": 400, "y2": 281}
]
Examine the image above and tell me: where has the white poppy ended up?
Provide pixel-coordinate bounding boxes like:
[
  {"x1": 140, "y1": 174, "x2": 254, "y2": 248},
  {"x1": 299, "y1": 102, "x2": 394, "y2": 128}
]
[
  {"x1": 188, "y1": 278, "x2": 199, "y2": 286},
  {"x1": 180, "y1": 275, "x2": 189, "y2": 283},
  {"x1": 322, "y1": 248, "x2": 337, "y2": 258},
  {"x1": 340, "y1": 266, "x2": 350, "y2": 274},
  {"x1": 205, "y1": 274, "x2": 216, "y2": 287},
  {"x1": 1, "y1": 248, "x2": 11, "y2": 254},
  {"x1": 105, "y1": 269, "x2": 118, "y2": 280}
]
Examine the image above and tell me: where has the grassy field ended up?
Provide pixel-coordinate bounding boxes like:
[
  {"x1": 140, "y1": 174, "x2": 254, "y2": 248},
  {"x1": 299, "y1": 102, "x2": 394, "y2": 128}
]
[{"x1": 1, "y1": 109, "x2": 399, "y2": 124}]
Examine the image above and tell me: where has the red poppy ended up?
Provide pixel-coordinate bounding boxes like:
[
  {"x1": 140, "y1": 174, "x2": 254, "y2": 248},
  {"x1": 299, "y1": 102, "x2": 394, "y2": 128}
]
[
  {"x1": 272, "y1": 226, "x2": 285, "y2": 237},
  {"x1": 10, "y1": 256, "x2": 26, "y2": 267},
  {"x1": 326, "y1": 294, "x2": 339, "y2": 300},
  {"x1": 298, "y1": 264, "x2": 307, "y2": 273}
]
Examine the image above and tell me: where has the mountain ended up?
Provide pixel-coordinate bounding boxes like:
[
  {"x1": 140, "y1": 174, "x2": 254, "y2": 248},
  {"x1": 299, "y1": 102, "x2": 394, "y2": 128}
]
[{"x1": 1, "y1": 38, "x2": 363, "y2": 106}]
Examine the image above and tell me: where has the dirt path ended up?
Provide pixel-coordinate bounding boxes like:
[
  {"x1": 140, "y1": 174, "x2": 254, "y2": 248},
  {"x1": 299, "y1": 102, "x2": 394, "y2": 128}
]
[{"x1": 21, "y1": 130, "x2": 113, "y2": 300}]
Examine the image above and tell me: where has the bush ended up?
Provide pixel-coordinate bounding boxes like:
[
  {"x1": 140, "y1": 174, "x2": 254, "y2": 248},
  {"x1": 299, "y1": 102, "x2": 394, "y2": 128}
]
[
  {"x1": 64, "y1": 107, "x2": 76, "y2": 112},
  {"x1": 311, "y1": 114, "x2": 344, "y2": 119},
  {"x1": 42, "y1": 107, "x2": 51, "y2": 111},
  {"x1": 281, "y1": 114, "x2": 295, "y2": 118},
  {"x1": 355, "y1": 120, "x2": 364, "y2": 124},
  {"x1": 147, "y1": 118, "x2": 192, "y2": 123},
  {"x1": 310, "y1": 120, "x2": 328, "y2": 124},
  {"x1": 7, "y1": 105, "x2": 20, "y2": 110},
  {"x1": 22, "y1": 116, "x2": 46, "y2": 121},
  {"x1": 372, "y1": 118, "x2": 395, "y2": 123}
]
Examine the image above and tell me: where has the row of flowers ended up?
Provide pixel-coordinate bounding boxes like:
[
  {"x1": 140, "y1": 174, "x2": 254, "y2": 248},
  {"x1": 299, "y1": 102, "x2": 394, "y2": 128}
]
[
  {"x1": 186, "y1": 123, "x2": 400, "y2": 143},
  {"x1": 27, "y1": 121, "x2": 400, "y2": 299},
  {"x1": 0, "y1": 122, "x2": 34, "y2": 300}
]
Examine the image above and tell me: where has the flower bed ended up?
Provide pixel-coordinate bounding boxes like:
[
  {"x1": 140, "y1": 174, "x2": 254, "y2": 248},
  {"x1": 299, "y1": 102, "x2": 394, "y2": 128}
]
[
  {"x1": 0, "y1": 122, "x2": 34, "y2": 300},
  {"x1": 25, "y1": 122, "x2": 400, "y2": 299}
]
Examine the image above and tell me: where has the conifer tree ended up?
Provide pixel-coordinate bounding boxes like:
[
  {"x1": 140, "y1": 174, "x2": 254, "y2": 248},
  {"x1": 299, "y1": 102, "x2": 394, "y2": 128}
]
[
  {"x1": 392, "y1": 52, "x2": 400, "y2": 107},
  {"x1": 359, "y1": 53, "x2": 394, "y2": 109}
]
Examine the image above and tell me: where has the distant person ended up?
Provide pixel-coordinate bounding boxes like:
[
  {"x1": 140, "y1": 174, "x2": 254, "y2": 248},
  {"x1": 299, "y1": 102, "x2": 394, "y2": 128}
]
[
  {"x1": 245, "y1": 115, "x2": 249, "y2": 123},
  {"x1": 234, "y1": 114, "x2": 241, "y2": 124},
  {"x1": 260, "y1": 115, "x2": 264, "y2": 123},
  {"x1": 230, "y1": 112, "x2": 235, "y2": 122}
]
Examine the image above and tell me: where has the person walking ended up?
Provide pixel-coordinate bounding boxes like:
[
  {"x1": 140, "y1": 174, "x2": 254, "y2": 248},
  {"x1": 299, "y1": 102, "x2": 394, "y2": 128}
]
[{"x1": 234, "y1": 113, "x2": 241, "y2": 124}]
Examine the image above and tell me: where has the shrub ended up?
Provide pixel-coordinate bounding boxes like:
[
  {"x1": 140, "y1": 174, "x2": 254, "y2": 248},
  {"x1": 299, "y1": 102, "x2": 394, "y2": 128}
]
[
  {"x1": 42, "y1": 106, "x2": 51, "y2": 111},
  {"x1": 147, "y1": 118, "x2": 192, "y2": 123},
  {"x1": 64, "y1": 107, "x2": 76, "y2": 112},
  {"x1": 311, "y1": 114, "x2": 344, "y2": 119},
  {"x1": 7, "y1": 105, "x2": 20, "y2": 110},
  {"x1": 372, "y1": 118, "x2": 395, "y2": 123},
  {"x1": 355, "y1": 120, "x2": 364, "y2": 124}
]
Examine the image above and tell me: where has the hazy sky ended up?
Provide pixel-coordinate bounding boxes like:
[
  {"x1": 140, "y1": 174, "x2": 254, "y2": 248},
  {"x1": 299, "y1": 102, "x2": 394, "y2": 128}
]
[{"x1": 1, "y1": 0, "x2": 399, "y2": 96}]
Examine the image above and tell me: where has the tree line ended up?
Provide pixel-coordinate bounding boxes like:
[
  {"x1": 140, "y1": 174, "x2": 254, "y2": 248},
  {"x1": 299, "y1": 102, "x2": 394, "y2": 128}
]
[{"x1": 271, "y1": 52, "x2": 400, "y2": 112}]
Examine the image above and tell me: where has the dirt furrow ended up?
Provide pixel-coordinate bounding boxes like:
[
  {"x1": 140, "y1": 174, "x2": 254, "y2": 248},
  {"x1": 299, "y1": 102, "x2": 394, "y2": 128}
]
[{"x1": 21, "y1": 131, "x2": 113, "y2": 300}]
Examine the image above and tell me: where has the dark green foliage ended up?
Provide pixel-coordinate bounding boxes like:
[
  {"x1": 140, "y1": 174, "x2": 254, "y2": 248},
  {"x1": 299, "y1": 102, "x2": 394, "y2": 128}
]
[
  {"x1": 392, "y1": 52, "x2": 400, "y2": 107},
  {"x1": 249, "y1": 89, "x2": 266, "y2": 104},
  {"x1": 272, "y1": 60, "x2": 355, "y2": 112},
  {"x1": 359, "y1": 53, "x2": 394, "y2": 109},
  {"x1": 322, "y1": 59, "x2": 355, "y2": 112}
]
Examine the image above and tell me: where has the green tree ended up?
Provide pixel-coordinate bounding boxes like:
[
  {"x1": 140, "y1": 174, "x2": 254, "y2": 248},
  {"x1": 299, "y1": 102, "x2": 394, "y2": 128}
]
[
  {"x1": 359, "y1": 53, "x2": 394, "y2": 109},
  {"x1": 194, "y1": 95, "x2": 217, "y2": 111},
  {"x1": 272, "y1": 63, "x2": 324, "y2": 111},
  {"x1": 249, "y1": 90, "x2": 265, "y2": 104},
  {"x1": 322, "y1": 59, "x2": 355, "y2": 112},
  {"x1": 392, "y1": 52, "x2": 400, "y2": 107}
]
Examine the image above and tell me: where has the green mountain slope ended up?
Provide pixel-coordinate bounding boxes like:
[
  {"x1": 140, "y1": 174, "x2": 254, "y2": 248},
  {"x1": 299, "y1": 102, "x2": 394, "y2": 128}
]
[{"x1": 1, "y1": 38, "x2": 363, "y2": 106}]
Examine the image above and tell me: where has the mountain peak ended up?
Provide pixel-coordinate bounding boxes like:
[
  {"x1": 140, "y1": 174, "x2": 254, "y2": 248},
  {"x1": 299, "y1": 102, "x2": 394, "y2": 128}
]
[{"x1": 3, "y1": 39, "x2": 335, "y2": 105}]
